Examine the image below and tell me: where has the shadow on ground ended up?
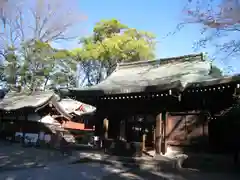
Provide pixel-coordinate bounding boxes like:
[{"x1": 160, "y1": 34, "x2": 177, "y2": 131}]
[
  {"x1": 182, "y1": 153, "x2": 240, "y2": 173},
  {"x1": 71, "y1": 154, "x2": 240, "y2": 180},
  {"x1": 1, "y1": 141, "x2": 240, "y2": 179},
  {"x1": 0, "y1": 142, "x2": 67, "y2": 171}
]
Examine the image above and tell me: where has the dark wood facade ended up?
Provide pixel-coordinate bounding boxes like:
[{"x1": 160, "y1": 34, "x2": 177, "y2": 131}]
[
  {"x1": 0, "y1": 94, "x2": 95, "y2": 146},
  {"x1": 89, "y1": 83, "x2": 237, "y2": 155},
  {"x1": 166, "y1": 113, "x2": 208, "y2": 152},
  {"x1": 0, "y1": 105, "x2": 61, "y2": 142},
  {"x1": 59, "y1": 54, "x2": 240, "y2": 156}
]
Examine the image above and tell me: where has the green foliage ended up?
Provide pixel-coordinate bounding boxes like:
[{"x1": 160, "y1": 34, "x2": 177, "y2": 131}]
[
  {"x1": 1, "y1": 18, "x2": 157, "y2": 90},
  {"x1": 101, "y1": 28, "x2": 156, "y2": 62},
  {"x1": 71, "y1": 19, "x2": 156, "y2": 85},
  {"x1": 79, "y1": 19, "x2": 156, "y2": 63},
  {"x1": 93, "y1": 19, "x2": 128, "y2": 42},
  {"x1": 210, "y1": 65, "x2": 223, "y2": 78},
  {"x1": 0, "y1": 40, "x2": 77, "y2": 92},
  {"x1": 0, "y1": 0, "x2": 86, "y2": 91}
]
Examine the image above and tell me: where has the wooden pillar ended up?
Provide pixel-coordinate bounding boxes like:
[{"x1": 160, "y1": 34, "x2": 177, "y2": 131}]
[
  {"x1": 162, "y1": 112, "x2": 167, "y2": 154},
  {"x1": 155, "y1": 113, "x2": 161, "y2": 155},
  {"x1": 103, "y1": 118, "x2": 109, "y2": 139},
  {"x1": 141, "y1": 117, "x2": 146, "y2": 152},
  {"x1": 155, "y1": 112, "x2": 167, "y2": 155},
  {"x1": 102, "y1": 118, "x2": 109, "y2": 152},
  {"x1": 201, "y1": 114, "x2": 208, "y2": 137},
  {"x1": 142, "y1": 133, "x2": 146, "y2": 151},
  {"x1": 119, "y1": 119, "x2": 126, "y2": 141},
  {"x1": 153, "y1": 126, "x2": 156, "y2": 148}
]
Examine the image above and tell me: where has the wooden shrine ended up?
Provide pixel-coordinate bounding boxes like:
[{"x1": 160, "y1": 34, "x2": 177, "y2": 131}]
[
  {"x1": 59, "y1": 53, "x2": 240, "y2": 156},
  {"x1": 0, "y1": 91, "x2": 95, "y2": 146}
]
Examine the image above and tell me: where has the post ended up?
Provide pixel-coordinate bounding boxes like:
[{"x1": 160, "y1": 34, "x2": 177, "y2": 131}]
[
  {"x1": 103, "y1": 118, "x2": 109, "y2": 139},
  {"x1": 141, "y1": 119, "x2": 146, "y2": 152},
  {"x1": 142, "y1": 133, "x2": 146, "y2": 152},
  {"x1": 119, "y1": 119, "x2": 126, "y2": 141},
  {"x1": 153, "y1": 126, "x2": 156, "y2": 148},
  {"x1": 102, "y1": 118, "x2": 109, "y2": 152},
  {"x1": 155, "y1": 112, "x2": 167, "y2": 155},
  {"x1": 155, "y1": 113, "x2": 162, "y2": 155},
  {"x1": 162, "y1": 112, "x2": 167, "y2": 154}
]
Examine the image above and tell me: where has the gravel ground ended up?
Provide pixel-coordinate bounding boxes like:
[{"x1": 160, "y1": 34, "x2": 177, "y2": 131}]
[
  {"x1": 0, "y1": 163, "x2": 239, "y2": 180},
  {"x1": 0, "y1": 143, "x2": 239, "y2": 180},
  {"x1": 0, "y1": 143, "x2": 67, "y2": 171}
]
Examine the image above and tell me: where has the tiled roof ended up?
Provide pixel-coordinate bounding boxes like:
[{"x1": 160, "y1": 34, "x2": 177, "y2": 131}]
[
  {"x1": 67, "y1": 53, "x2": 215, "y2": 95},
  {"x1": 0, "y1": 91, "x2": 55, "y2": 111}
]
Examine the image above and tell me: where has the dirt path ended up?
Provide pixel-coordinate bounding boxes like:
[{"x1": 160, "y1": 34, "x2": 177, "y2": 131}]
[
  {"x1": 0, "y1": 143, "x2": 66, "y2": 171},
  {"x1": 102, "y1": 168, "x2": 240, "y2": 180}
]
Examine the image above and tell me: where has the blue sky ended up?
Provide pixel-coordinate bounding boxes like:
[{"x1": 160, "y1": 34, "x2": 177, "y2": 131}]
[{"x1": 55, "y1": 0, "x2": 239, "y2": 73}]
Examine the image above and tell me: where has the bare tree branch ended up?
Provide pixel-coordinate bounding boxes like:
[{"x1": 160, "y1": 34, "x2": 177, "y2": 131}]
[
  {"x1": 178, "y1": 0, "x2": 240, "y2": 62},
  {"x1": 1, "y1": 0, "x2": 85, "y2": 48}
]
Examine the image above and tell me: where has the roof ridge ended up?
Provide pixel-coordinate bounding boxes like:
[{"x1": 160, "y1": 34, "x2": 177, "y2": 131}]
[
  {"x1": 5, "y1": 90, "x2": 55, "y2": 97},
  {"x1": 117, "y1": 53, "x2": 204, "y2": 69}
]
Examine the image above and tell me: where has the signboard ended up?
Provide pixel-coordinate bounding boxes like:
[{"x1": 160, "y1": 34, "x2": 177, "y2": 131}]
[
  {"x1": 15, "y1": 132, "x2": 23, "y2": 142},
  {"x1": 24, "y1": 133, "x2": 39, "y2": 144},
  {"x1": 44, "y1": 134, "x2": 51, "y2": 143},
  {"x1": 39, "y1": 131, "x2": 45, "y2": 141},
  {"x1": 15, "y1": 132, "x2": 39, "y2": 144}
]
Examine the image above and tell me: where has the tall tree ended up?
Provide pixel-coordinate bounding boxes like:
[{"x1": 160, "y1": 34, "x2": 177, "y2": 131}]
[
  {"x1": 73, "y1": 19, "x2": 156, "y2": 86},
  {"x1": 1, "y1": 41, "x2": 74, "y2": 92},
  {"x1": 0, "y1": 0, "x2": 84, "y2": 47},
  {"x1": 184, "y1": 0, "x2": 240, "y2": 59},
  {"x1": 0, "y1": 0, "x2": 84, "y2": 92}
]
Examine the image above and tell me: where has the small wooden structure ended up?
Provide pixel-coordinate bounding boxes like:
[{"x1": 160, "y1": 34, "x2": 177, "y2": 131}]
[
  {"x1": 59, "y1": 53, "x2": 240, "y2": 156},
  {"x1": 0, "y1": 91, "x2": 95, "y2": 146}
]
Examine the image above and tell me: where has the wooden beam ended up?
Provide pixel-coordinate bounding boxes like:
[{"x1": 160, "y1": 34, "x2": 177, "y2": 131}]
[
  {"x1": 162, "y1": 112, "x2": 167, "y2": 154},
  {"x1": 155, "y1": 114, "x2": 161, "y2": 155},
  {"x1": 155, "y1": 112, "x2": 167, "y2": 155},
  {"x1": 142, "y1": 133, "x2": 146, "y2": 152},
  {"x1": 153, "y1": 127, "x2": 156, "y2": 149},
  {"x1": 103, "y1": 118, "x2": 109, "y2": 139},
  {"x1": 170, "y1": 111, "x2": 210, "y2": 116},
  {"x1": 119, "y1": 120, "x2": 126, "y2": 141}
]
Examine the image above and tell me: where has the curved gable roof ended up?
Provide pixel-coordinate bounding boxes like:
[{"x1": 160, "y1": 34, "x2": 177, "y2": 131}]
[{"x1": 67, "y1": 53, "x2": 214, "y2": 95}]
